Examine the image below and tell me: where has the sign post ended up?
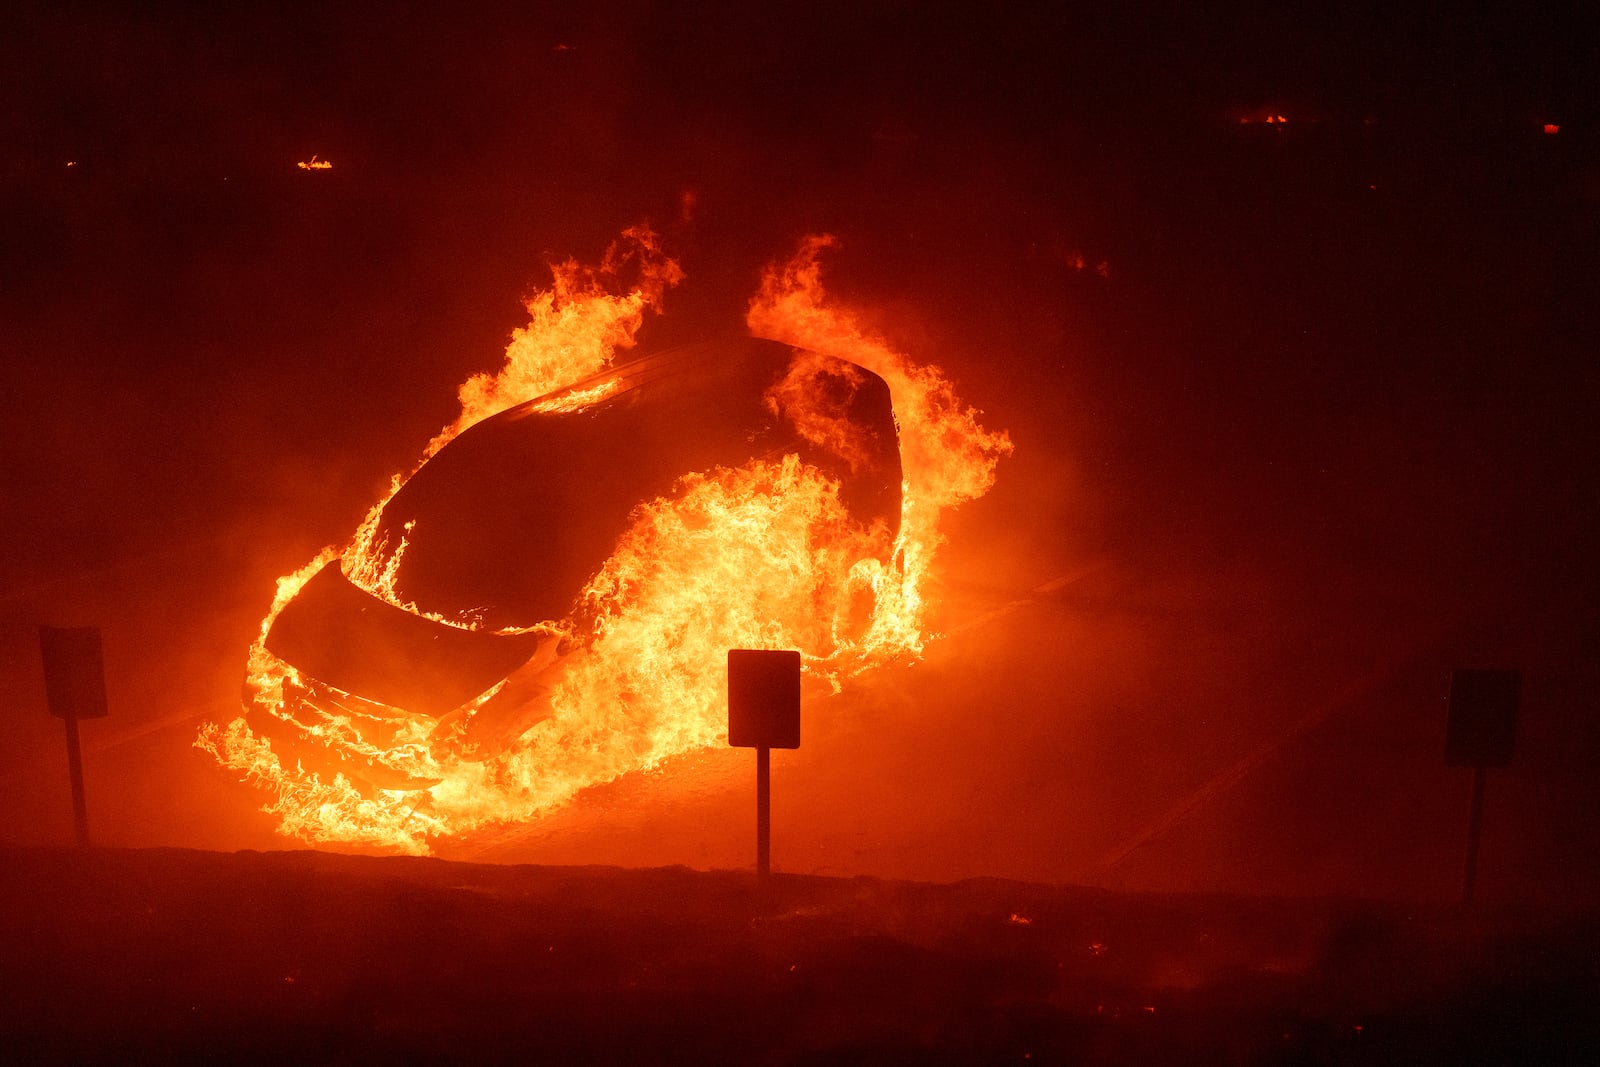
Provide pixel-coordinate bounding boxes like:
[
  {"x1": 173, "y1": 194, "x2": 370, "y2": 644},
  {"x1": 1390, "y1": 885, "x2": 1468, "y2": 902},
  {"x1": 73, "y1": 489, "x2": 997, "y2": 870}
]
[
  {"x1": 39, "y1": 627, "x2": 110, "y2": 848},
  {"x1": 727, "y1": 649, "x2": 801, "y2": 886},
  {"x1": 1445, "y1": 668, "x2": 1519, "y2": 906}
]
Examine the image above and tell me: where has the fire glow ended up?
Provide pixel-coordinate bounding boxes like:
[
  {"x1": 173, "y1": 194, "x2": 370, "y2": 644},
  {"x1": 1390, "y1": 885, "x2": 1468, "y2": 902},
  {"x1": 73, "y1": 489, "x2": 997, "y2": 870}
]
[{"x1": 197, "y1": 229, "x2": 1011, "y2": 854}]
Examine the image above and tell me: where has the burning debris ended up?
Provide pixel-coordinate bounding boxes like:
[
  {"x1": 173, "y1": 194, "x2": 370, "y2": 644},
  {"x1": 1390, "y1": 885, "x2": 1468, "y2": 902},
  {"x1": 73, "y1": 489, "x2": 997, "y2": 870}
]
[{"x1": 198, "y1": 230, "x2": 1010, "y2": 853}]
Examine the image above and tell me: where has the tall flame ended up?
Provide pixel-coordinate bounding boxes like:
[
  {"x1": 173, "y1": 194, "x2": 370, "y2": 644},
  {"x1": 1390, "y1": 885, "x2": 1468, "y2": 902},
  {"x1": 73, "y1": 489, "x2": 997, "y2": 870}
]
[
  {"x1": 747, "y1": 235, "x2": 1014, "y2": 651},
  {"x1": 448, "y1": 224, "x2": 683, "y2": 444},
  {"x1": 199, "y1": 231, "x2": 1009, "y2": 854},
  {"x1": 344, "y1": 225, "x2": 684, "y2": 616}
]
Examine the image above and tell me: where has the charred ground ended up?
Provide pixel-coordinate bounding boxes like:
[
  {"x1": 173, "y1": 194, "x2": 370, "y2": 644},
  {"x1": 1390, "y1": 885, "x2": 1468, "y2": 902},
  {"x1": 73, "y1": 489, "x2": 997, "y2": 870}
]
[{"x1": 4, "y1": 845, "x2": 1598, "y2": 1064}]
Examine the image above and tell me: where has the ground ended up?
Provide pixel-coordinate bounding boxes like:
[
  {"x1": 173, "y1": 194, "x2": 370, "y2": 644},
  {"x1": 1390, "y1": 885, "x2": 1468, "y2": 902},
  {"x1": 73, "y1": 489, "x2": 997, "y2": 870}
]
[{"x1": 3, "y1": 846, "x2": 1596, "y2": 1063}]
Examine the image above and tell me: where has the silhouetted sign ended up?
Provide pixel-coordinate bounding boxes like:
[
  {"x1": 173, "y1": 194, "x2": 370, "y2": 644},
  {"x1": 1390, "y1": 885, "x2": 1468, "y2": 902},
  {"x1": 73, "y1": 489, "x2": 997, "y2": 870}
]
[
  {"x1": 727, "y1": 649, "x2": 800, "y2": 749},
  {"x1": 39, "y1": 627, "x2": 109, "y2": 721},
  {"x1": 1445, "y1": 669, "x2": 1518, "y2": 767}
]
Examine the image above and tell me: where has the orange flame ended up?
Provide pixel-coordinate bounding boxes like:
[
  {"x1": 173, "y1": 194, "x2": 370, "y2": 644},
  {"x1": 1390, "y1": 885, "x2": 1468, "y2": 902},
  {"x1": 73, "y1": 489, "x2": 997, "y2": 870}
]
[
  {"x1": 445, "y1": 225, "x2": 682, "y2": 444},
  {"x1": 748, "y1": 234, "x2": 1013, "y2": 651},
  {"x1": 199, "y1": 231, "x2": 1009, "y2": 853},
  {"x1": 345, "y1": 225, "x2": 684, "y2": 620}
]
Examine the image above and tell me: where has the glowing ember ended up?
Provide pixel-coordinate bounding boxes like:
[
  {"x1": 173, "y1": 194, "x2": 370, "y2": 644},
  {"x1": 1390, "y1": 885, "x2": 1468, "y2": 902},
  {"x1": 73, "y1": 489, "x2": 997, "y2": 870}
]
[
  {"x1": 296, "y1": 155, "x2": 333, "y2": 170},
  {"x1": 198, "y1": 229, "x2": 1010, "y2": 853}
]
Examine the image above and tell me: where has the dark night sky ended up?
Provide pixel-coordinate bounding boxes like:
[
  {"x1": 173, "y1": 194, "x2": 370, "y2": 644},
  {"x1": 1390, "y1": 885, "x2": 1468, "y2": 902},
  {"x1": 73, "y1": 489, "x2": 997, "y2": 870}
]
[{"x1": 2, "y1": 2, "x2": 1597, "y2": 904}]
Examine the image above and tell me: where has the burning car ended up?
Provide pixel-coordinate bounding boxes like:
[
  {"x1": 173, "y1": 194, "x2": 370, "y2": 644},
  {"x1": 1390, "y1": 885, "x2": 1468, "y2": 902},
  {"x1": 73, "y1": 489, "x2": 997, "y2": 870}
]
[
  {"x1": 246, "y1": 336, "x2": 902, "y2": 792},
  {"x1": 200, "y1": 234, "x2": 1008, "y2": 853}
]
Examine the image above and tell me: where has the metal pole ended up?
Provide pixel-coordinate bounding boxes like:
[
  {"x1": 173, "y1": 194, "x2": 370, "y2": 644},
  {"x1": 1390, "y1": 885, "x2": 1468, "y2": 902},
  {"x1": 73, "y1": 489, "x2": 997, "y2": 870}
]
[
  {"x1": 1461, "y1": 765, "x2": 1486, "y2": 905},
  {"x1": 63, "y1": 711, "x2": 90, "y2": 848},
  {"x1": 756, "y1": 745, "x2": 771, "y2": 884}
]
